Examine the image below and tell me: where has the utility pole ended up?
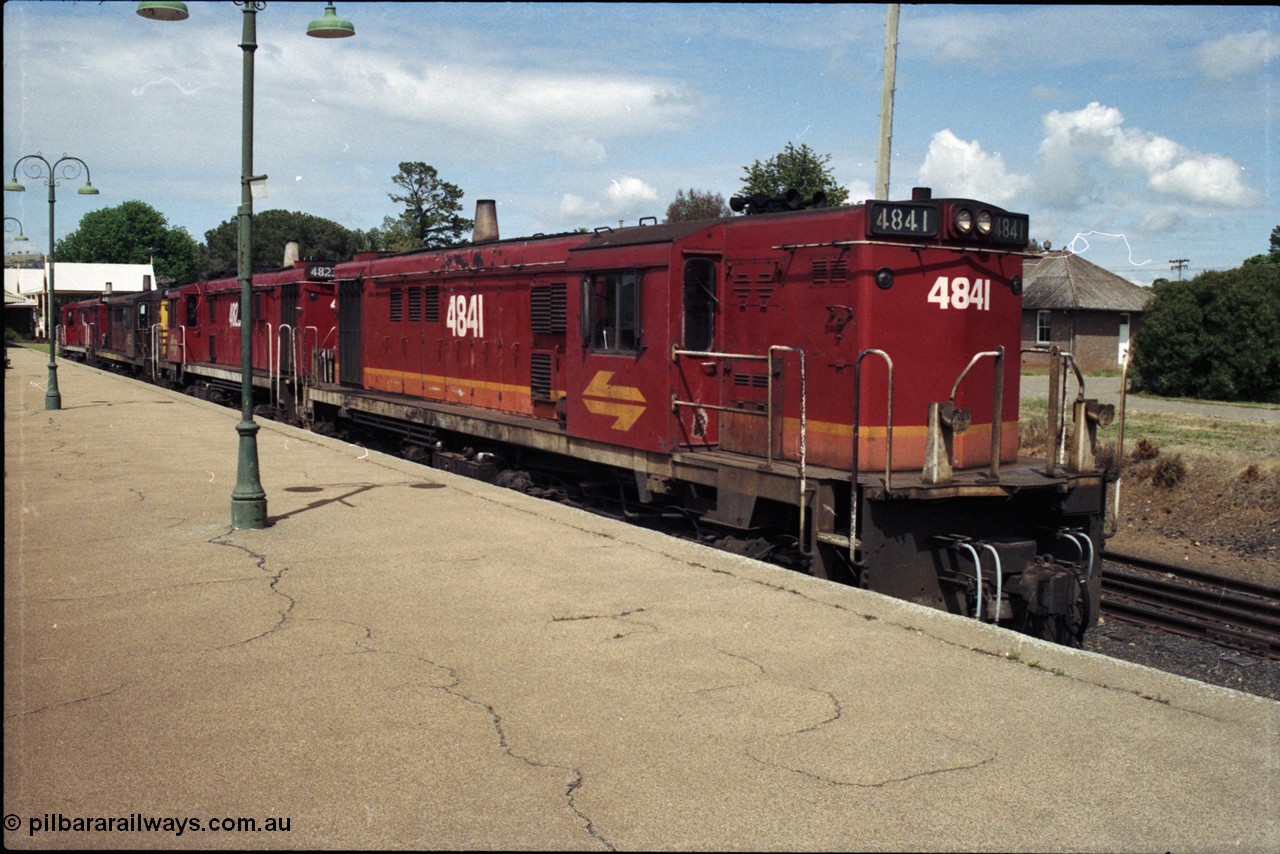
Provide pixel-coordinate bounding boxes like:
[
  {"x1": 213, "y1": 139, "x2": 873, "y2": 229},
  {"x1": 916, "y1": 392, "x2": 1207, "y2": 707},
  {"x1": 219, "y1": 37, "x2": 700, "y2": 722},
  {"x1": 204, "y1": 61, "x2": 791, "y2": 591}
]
[
  {"x1": 874, "y1": 4, "x2": 900, "y2": 201},
  {"x1": 1169, "y1": 258, "x2": 1189, "y2": 281}
]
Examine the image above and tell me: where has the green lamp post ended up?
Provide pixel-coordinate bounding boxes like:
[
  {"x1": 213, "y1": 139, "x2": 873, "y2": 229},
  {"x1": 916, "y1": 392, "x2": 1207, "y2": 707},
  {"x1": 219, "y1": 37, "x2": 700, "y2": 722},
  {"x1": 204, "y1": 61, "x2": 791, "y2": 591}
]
[
  {"x1": 5, "y1": 155, "x2": 99, "y2": 411},
  {"x1": 4, "y1": 216, "x2": 29, "y2": 242},
  {"x1": 137, "y1": 0, "x2": 354, "y2": 529}
]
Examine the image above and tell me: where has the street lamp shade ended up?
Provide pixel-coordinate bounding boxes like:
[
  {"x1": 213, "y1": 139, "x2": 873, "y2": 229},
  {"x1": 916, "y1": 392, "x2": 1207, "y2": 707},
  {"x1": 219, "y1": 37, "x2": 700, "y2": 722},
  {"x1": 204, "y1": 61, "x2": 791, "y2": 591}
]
[
  {"x1": 135, "y1": 1, "x2": 189, "y2": 22},
  {"x1": 4, "y1": 180, "x2": 25, "y2": 192},
  {"x1": 306, "y1": 3, "x2": 355, "y2": 39},
  {"x1": 3, "y1": 217, "x2": 28, "y2": 241},
  {"x1": 78, "y1": 181, "x2": 100, "y2": 196}
]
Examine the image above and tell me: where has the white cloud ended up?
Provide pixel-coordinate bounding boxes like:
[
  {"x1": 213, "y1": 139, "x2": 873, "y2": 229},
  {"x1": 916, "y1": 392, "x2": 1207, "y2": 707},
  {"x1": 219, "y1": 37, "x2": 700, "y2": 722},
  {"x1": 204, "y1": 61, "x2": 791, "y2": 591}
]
[
  {"x1": 307, "y1": 49, "x2": 702, "y2": 157},
  {"x1": 917, "y1": 130, "x2": 1031, "y2": 204},
  {"x1": 842, "y1": 179, "x2": 875, "y2": 205},
  {"x1": 1035, "y1": 102, "x2": 1261, "y2": 209},
  {"x1": 556, "y1": 177, "x2": 660, "y2": 227},
  {"x1": 1195, "y1": 30, "x2": 1280, "y2": 83},
  {"x1": 1137, "y1": 208, "x2": 1184, "y2": 236}
]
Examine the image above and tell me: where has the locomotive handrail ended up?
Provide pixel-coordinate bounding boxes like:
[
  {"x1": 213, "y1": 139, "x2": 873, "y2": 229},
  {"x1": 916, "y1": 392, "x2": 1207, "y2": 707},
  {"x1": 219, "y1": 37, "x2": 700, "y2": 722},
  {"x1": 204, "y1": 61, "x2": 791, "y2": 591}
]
[
  {"x1": 1021, "y1": 347, "x2": 1086, "y2": 474},
  {"x1": 948, "y1": 346, "x2": 1005, "y2": 481},
  {"x1": 772, "y1": 239, "x2": 1042, "y2": 257},
  {"x1": 278, "y1": 324, "x2": 299, "y2": 412},
  {"x1": 671, "y1": 344, "x2": 807, "y2": 553},
  {"x1": 670, "y1": 346, "x2": 773, "y2": 458},
  {"x1": 850, "y1": 348, "x2": 894, "y2": 559},
  {"x1": 1106, "y1": 352, "x2": 1132, "y2": 539},
  {"x1": 672, "y1": 347, "x2": 769, "y2": 362},
  {"x1": 265, "y1": 323, "x2": 276, "y2": 410},
  {"x1": 150, "y1": 323, "x2": 162, "y2": 379},
  {"x1": 302, "y1": 325, "x2": 321, "y2": 387}
]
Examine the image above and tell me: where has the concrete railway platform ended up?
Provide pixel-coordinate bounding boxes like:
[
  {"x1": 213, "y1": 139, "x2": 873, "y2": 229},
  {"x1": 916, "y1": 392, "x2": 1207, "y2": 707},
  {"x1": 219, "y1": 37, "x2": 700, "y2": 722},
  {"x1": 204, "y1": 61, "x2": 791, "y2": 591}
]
[{"x1": 4, "y1": 345, "x2": 1277, "y2": 851}]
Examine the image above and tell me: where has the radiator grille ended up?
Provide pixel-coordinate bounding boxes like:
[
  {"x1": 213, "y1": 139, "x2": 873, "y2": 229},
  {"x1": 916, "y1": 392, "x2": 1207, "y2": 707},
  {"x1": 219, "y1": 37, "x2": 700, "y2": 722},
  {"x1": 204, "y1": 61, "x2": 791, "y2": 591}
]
[
  {"x1": 531, "y1": 283, "x2": 567, "y2": 334},
  {"x1": 530, "y1": 351, "x2": 554, "y2": 401}
]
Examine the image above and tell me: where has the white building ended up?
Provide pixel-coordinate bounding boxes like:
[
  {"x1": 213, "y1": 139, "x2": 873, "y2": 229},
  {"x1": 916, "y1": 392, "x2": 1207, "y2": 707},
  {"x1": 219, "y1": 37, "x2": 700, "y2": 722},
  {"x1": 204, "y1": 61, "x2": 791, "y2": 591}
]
[{"x1": 4, "y1": 262, "x2": 156, "y2": 338}]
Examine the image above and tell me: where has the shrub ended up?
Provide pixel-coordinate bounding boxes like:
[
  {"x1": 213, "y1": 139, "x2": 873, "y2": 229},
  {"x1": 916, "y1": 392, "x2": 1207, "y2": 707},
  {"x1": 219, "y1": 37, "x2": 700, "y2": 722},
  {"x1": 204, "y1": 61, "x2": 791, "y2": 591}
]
[
  {"x1": 1150, "y1": 454, "x2": 1187, "y2": 489},
  {"x1": 1131, "y1": 264, "x2": 1279, "y2": 403},
  {"x1": 1130, "y1": 438, "x2": 1160, "y2": 463}
]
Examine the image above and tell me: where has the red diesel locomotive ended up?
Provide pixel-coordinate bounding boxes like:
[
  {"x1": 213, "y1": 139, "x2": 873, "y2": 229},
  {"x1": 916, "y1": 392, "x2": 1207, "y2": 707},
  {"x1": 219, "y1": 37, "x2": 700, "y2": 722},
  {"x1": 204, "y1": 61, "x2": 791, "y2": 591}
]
[
  {"x1": 63, "y1": 259, "x2": 338, "y2": 420},
  {"x1": 61, "y1": 190, "x2": 1113, "y2": 644},
  {"x1": 307, "y1": 190, "x2": 1111, "y2": 644}
]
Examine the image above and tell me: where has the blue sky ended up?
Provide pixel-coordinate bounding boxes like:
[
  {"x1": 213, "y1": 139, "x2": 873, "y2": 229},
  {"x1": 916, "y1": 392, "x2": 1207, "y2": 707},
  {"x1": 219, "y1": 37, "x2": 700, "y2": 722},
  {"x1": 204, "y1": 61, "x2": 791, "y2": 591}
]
[{"x1": 4, "y1": 3, "x2": 1276, "y2": 285}]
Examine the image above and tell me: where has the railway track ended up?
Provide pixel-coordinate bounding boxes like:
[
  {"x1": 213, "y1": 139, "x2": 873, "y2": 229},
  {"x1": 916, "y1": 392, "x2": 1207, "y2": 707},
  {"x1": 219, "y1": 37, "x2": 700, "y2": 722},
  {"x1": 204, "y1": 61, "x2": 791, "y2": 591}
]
[{"x1": 1101, "y1": 550, "x2": 1280, "y2": 660}]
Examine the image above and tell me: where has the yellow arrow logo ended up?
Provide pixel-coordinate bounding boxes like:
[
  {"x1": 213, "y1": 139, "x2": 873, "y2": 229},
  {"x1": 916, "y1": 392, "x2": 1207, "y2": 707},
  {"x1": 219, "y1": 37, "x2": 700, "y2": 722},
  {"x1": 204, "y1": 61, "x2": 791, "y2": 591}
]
[{"x1": 582, "y1": 370, "x2": 646, "y2": 430}]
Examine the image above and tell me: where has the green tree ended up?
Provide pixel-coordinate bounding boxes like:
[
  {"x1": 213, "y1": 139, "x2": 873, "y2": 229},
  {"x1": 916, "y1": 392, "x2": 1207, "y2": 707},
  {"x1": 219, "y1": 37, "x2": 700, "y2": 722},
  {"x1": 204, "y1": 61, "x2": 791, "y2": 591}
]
[
  {"x1": 54, "y1": 200, "x2": 201, "y2": 284},
  {"x1": 386, "y1": 162, "x2": 473, "y2": 248},
  {"x1": 739, "y1": 143, "x2": 850, "y2": 206},
  {"x1": 203, "y1": 210, "x2": 368, "y2": 278},
  {"x1": 1131, "y1": 264, "x2": 1280, "y2": 403},
  {"x1": 365, "y1": 215, "x2": 421, "y2": 253},
  {"x1": 664, "y1": 188, "x2": 731, "y2": 223},
  {"x1": 1242, "y1": 225, "x2": 1280, "y2": 266}
]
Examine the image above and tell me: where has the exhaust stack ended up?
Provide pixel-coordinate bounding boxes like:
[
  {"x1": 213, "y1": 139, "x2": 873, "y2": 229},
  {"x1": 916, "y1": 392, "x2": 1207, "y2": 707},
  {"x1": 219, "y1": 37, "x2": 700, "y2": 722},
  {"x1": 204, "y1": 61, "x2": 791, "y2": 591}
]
[{"x1": 472, "y1": 200, "x2": 499, "y2": 244}]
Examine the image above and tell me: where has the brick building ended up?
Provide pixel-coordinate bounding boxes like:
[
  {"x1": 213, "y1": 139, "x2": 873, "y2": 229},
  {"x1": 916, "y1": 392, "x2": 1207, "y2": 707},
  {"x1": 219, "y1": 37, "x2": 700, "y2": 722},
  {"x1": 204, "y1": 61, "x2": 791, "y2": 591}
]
[{"x1": 1020, "y1": 251, "x2": 1152, "y2": 373}]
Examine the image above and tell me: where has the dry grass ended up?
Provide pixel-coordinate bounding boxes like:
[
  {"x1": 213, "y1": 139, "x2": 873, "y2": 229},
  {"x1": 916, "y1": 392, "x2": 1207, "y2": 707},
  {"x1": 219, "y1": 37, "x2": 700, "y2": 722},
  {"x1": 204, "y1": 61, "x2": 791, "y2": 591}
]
[{"x1": 1019, "y1": 399, "x2": 1280, "y2": 565}]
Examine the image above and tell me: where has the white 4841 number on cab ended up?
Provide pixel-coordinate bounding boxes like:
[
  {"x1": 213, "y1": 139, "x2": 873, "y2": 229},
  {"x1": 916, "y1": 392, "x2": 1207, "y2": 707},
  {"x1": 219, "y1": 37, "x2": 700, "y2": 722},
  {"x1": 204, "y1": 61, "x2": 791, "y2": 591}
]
[{"x1": 927, "y1": 277, "x2": 992, "y2": 311}]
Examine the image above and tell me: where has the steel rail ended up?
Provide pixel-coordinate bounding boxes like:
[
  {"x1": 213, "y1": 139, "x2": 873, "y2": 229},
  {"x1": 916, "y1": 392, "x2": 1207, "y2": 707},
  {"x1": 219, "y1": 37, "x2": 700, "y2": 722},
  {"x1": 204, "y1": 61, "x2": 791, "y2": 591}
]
[{"x1": 1100, "y1": 552, "x2": 1280, "y2": 660}]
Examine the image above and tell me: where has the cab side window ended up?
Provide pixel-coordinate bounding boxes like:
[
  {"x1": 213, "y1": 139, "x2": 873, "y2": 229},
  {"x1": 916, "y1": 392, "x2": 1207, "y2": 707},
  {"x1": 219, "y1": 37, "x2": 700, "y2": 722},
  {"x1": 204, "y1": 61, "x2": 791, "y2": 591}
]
[
  {"x1": 682, "y1": 258, "x2": 717, "y2": 352},
  {"x1": 582, "y1": 271, "x2": 640, "y2": 354}
]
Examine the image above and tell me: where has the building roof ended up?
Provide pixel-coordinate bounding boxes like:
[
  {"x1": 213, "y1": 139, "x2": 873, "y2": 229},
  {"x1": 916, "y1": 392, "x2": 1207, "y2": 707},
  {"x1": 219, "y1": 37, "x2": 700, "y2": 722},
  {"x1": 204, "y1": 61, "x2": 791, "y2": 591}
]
[
  {"x1": 1022, "y1": 251, "x2": 1152, "y2": 312},
  {"x1": 3, "y1": 262, "x2": 155, "y2": 297},
  {"x1": 5, "y1": 288, "x2": 36, "y2": 307}
]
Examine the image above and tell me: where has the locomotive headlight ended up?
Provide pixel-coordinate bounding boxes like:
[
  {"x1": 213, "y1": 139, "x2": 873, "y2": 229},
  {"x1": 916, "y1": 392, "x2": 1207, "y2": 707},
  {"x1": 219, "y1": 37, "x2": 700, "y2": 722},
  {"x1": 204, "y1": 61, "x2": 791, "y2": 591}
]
[
  {"x1": 976, "y1": 209, "x2": 993, "y2": 236},
  {"x1": 954, "y1": 207, "x2": 973, "y2": 234},
  {"x1": 875, "y1": 267, "x2": 895, "y2": 290}
]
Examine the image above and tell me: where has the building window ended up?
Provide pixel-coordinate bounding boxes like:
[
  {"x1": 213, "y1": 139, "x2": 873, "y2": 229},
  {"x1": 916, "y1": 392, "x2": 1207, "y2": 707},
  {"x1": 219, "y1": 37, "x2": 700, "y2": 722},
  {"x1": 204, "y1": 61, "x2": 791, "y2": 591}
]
[{"x1": 1036, "y1": 310, "x2": 1051, "y2": 346}]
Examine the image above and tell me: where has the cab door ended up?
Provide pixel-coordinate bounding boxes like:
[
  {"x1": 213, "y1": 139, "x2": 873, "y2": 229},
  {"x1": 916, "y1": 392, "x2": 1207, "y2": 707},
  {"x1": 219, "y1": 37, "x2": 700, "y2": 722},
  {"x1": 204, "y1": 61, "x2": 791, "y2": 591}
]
[
  {"x1": 569, "y1": 267, "x2": 666, "y2": 453},
  {"x1": 673, "y1": 256, "x2": 720, "y2": 448},
  {"x1": 337, "y1": 277, "x2": 363, "y2": 386}
]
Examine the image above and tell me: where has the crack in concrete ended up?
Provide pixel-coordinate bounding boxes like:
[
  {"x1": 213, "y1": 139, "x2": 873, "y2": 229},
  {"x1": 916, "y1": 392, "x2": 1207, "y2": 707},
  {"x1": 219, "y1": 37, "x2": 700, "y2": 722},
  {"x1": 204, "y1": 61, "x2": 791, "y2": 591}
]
[
  {"x1": 746, "y1": 737, "x2": 997, "y2": 789},
  {"x1": 698, "y1": 564, "x2": 1253, "y2": 722},
  {"x1": 3, "y1": 682, "x2": 129, "y2": 721},
  {"x1": 303, "y1": 618, "x2": 615, "y2": 850},
  {"x1": 552, "y1": 608, "x2": 648, "y2": 622},
  {"x1": 207, "y1": 530, "x2": 296, "y2": 649}
]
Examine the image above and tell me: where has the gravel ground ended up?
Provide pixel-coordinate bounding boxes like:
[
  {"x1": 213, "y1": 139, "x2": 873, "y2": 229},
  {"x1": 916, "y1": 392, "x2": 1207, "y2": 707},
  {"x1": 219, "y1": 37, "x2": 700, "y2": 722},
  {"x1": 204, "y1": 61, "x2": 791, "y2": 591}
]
[{"x1": 1084, "y1": 618, "x2": 1279, "y2": 701}]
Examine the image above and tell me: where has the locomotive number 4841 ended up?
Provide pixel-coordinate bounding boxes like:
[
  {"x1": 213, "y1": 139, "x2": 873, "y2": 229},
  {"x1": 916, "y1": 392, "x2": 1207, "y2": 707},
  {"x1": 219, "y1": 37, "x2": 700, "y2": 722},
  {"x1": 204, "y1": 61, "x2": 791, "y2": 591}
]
[
  {"x1": 927, "y1": 276, "x2": 993, "y2": 311},
  {"x1": 447, "y1": 293, "x2": 485, "y2": 338}
]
